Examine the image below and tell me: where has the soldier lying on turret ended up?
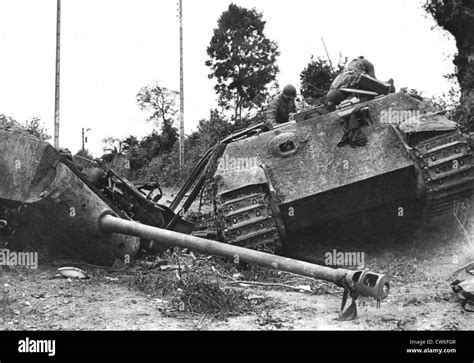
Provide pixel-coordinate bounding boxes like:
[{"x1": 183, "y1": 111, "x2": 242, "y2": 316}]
[{"x1": 327, "y1": 56, "x2": 395, "y2": 107}]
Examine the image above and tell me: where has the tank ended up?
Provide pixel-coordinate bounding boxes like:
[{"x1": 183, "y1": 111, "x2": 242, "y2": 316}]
[
  {"x1": 209, "y1": 90, "x2": 474, "y2": 252},
  {"x1": 0, "y1": 126, "x2": 191, "y2": 265},
  {"x1": 0, "y1": 124, "x2": 390, "y2": 317}
]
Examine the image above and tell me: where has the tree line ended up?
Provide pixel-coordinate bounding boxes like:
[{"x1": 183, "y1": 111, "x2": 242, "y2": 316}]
[
  {"x1": 105, "y1": 3, "x2": 350, "y2": 185},
  {"x1": 2, "y1": 2, "x2": 467, "y2": 187}
]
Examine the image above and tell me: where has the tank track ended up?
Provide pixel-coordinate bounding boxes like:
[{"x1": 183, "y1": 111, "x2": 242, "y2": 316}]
[
  {"x1": 216, "y1": 184, "x2": 281, "y2": 251},
  {"x1": 414, "y1": 129, "x2": 474, "y2": 227}
]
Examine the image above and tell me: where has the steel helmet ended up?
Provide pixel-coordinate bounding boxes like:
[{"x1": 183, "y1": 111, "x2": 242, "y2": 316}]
[
  {"x1": 282, "y1": 84, "x2": 297, "y2": 98},
  {"x1": 326, "y1": 89, "x2": 344, "y2": 105}
]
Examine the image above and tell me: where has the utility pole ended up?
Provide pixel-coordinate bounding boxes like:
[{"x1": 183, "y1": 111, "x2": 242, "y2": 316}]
[
  {"x1": 54, "y1": 0, "x2": 61, "y2": 148},
  {"x1": 178, "y1": 0, "x2": 185, "y2": 174},
  {"x1": 82, "y1": 128, "x2": 90, "y2": 156}
]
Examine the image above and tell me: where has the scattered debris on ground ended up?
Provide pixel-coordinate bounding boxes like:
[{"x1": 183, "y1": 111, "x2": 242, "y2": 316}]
[{"x1": 0, "y1": 221, "x2": 473, "y2": 330}]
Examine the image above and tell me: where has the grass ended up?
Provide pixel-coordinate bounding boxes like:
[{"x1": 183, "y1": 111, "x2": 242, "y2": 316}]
[
  {"x1": 172, "y1": 272, "x2": 251, "y2": 317},
  {"x1": 129, "y1": 256, "x2": 252, "y2": 319},
  {"x1": 129, "y1": 269, "x2": 179, "y2": 298}
]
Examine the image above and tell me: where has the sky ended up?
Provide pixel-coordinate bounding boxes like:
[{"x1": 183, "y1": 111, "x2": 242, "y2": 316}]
[{"x1": 0, "y1": 0, "x2": 457, "y2": 157}]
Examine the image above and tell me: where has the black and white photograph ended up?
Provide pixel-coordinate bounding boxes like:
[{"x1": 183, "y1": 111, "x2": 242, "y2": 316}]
[{"x1": 0, "y1": 0, "x2": 473, "y2": 360}]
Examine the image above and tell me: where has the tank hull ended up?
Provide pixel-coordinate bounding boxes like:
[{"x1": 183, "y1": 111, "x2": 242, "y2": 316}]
[
  {"x1": 0, "y1": 131, "x2": 140, "y2": 265},
  {"x1": 214, "y1": 92, "x2": 474, "y2": 249}
]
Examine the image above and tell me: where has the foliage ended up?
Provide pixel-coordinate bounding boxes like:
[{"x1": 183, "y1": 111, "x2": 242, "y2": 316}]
[
  {"x1": 23, "y1": 117, "x2": 51, "y2": 141},
  {"x1": 0, "y1": 114, "x2": 51, "y2": 141},
  {"x1": 127, "y1": 107, "x2": 266, "y2": 186},
  {"x1": 423, "y1": 0, "x2": 473, "y2": 35},
  {"x1": 116, "y1": 6, "x2": 280, "y2": 186},
  {"x1": 124, "y1": 135, "x2": 152, "y2": 172},
  {"x1": 101, "y1": 80, "x2": 182, "y2": 181},
  {"x1": 75, "y1": 148, "x2": 94, "y2": 159},
  {"x1": 136, "y1": 81, "x2": 179, "y2": 153},
  {"x1": 137, "y1": 81, "x2": 178, "y2": 128},
  {"x1": 423, "y1": 0, "x2": 474, "y2": 130},
  {"x1": 102, "y1": 136, "x2": 126, "y2": 155},
  {"x1": 144, "y1": 133, "x2": 211, "y2": 186},
  {"x1": 96, "y1": 6, "x2": 281, "y2": 187},
  {"x1": 0, "y1": 114, "x2": 21, "y2": 129},
  {"x1": 188, "y1": 110, "x2": 233, "y2": 154},
  {"x1": 173, "y1": 272, "x2": 250, "y2": 317},
  {"x1": 205, "y1": 3, "x2": 280, "y2": 121},
  {"x1": 130, "y1": 267, "x2": 251, "y2": 319},
  {"x1": 299, "y1": 55, "x2": 347, "y2": 100},
  {"x1": 144, "y1": 143, "x2": 182, "y2": 185},
  {"x1": 430, "y1": 73, "x2": 464, "y2": 123}
]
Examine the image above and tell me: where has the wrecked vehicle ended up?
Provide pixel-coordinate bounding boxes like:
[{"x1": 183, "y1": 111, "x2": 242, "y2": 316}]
[
  {"x1": 451, "y1": 262, "x2": 474, "y2": 312},
  {"x1": 452, "y1": 278, "x2": 474, "y2": 312},
  {"x1": 0, "y1": 123, "x2": 390, "y2": 318},
  {"x1": 0, "y1": 125, "x2": 191, "y2": 265},
  {"x1": 173, "y1": 90, "x2": 474, "y2": 255}
]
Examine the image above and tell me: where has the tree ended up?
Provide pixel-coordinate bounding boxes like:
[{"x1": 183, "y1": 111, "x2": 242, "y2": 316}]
[
  {"x1": 136, "y1": 81, "x2": 179, "y2": 152},
  {"x1": 424, "y1": 0, "x2": 474, "y2": 130},
  {"x1": 206, "y1": 3, "x2": 280, "y2": 121},
  {"x1": 196, "y1": 110, "x2": 233, "y2": 144},
  {"x1": 75, "y1": 148, "x2": 94, "y2": 159},
  {"x1": 299, "y1": 55, "x2": 347, "y2": 101},
  {"x1": 120, "y1": 135, "x2": 149, "y2": 173},
  {"x1": 139, "y1": 132, "x2": 162, "y2": 158}
]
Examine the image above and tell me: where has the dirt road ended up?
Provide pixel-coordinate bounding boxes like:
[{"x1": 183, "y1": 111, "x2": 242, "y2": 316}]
[{"x1": 1, "y1": 225, "x2": 472, "y2": 331}]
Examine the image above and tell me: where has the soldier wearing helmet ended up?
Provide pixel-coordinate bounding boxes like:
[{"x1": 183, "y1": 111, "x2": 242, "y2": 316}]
[
  {"x1": 266, "y1": 84, "x2": 297, "y2": 128},
  {"x1": 330, "y1": 56, "x2": 376, "y2": 92},
  {"x1": 327, "y1": 56, "x2": 395, "y2": 107}
]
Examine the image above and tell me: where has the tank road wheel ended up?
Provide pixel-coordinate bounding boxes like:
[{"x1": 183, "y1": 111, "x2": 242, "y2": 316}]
[{"x1": 216, "y1": 184, "x2": 282, "y2": 253}]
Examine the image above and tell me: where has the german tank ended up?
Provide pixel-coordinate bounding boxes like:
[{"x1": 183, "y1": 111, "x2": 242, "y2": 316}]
[
  {"x1": 0, "y1": 124, "x2": 192, "y2": 265},
  {"x1": 210, "y1": 90, "x2": 474, "y2": 253},
  {"x1": 0, "y1": 119, "x2": 391, "y2": 314}
]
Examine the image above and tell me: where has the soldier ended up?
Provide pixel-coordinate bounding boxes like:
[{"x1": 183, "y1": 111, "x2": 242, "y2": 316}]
[
  {"x1": 266, "y1": 84, "x2": 297, "y2": 128},
  {"x1": 327, "y1": 56, "x2": 395, "y2": 107},
  {"x1": 330, "y1": 56, "x2": 376, "y2": 92}
]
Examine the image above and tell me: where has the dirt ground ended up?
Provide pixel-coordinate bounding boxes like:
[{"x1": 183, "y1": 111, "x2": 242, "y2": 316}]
[{"x1": 1, "y1": 220, "x2": 473, "y2": 331}]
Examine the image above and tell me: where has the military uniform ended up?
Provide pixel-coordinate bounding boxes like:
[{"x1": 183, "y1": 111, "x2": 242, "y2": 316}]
[
  {"x1": 330, "y1": 56, "x2": 376, "y2": 90},
  {"x1": 266, "y1": 93, "x2": 297, "y2": 127}
]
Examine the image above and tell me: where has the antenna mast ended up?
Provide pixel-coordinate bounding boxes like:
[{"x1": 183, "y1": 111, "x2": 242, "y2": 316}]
[
  {"x1": 54, "y1": 0, "x2": 61, "y2": 148},
  {"x1": 321, "y1": 37, "x2": 334, "y2": 73}
]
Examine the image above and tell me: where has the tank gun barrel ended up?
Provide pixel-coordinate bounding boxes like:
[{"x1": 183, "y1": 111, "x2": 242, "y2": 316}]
[{"x1": 100, "y1": 214, "x2": 390, "y2": 302}]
